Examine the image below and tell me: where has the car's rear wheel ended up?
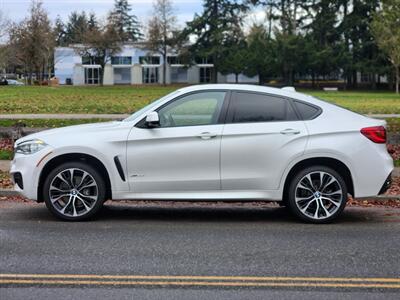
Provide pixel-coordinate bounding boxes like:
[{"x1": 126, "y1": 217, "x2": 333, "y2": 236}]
[
  {"x1": 287, "y1": 166, "x2": 347, "y2": 223},
  {"x1": 43, "y1": 162, "x2": 106, "y2": 221}
]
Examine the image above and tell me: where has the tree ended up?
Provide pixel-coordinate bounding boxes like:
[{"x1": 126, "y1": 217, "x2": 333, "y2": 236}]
[
  {"x1": 75, "y1": 21, "x2": 122, "y2": 85},
  {"x1": 304, "y1": 0, "x2": 343, "y2": 87},
  {"x1": 147, "y1": 0, "x2": 177, "y2": 85},
  {"x1": 0, "y1": 10, "x2": 10, "y2": 75},
  {"x1": 88, "y1": 13, "x2": 99, "y2": 31},
  {"x1": 65, "y1": 11, "x2": 89, "y2": 44},
  {"x1": 54, "y1": 16, "x2": 67, "y2": 46},
  {"x1": 9, "y1": 0, "x2": 54, "y2": 84},
  {"x1": 243, "y1": 25, "x2": 277, "y2": 85},
  {"x1": 108, "y1": 0, "x2": 142, "y2": 42},
  {"x1": 182, "y1": 0, "x2": 249, "y2": 83},
  {"x1": 219, "y1": 42, "x2": 248, "y2": 83},
  {"x1": 371, "y1": 0, "x2": 400, "y2": 94},
  {"x1": 337, "y1": 0, "x2": 382, "y2": 89},
  {"x1": 0, "y1": 10, "x2": 9, "y2": 40}
]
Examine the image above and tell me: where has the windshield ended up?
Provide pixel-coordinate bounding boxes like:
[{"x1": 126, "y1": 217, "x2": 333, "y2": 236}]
[{"x1": 123, "y1": 90, "x2": 181, "y2": 122}]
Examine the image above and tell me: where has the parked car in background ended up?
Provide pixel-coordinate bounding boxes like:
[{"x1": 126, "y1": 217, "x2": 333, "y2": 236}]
[
  {"x1": 6, "y1": 79, "x2": 24, "y2": 86},
  {"x1": 10, "y1": 85, "x2": 393, "y2": 223}
]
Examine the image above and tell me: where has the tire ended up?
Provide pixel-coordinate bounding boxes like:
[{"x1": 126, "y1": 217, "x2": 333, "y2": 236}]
[
  {"x1": 43, "y1": 161, "x2": 106, "y2": 221},
  {"x1": 287, "y1": 166, "x2": 347, "y2": 223}
]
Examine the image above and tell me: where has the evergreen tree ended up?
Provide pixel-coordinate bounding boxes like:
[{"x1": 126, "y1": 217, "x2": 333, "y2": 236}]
[
  {"x1": 243, "y1": 25, "x2": 277, "y2": 85},
  {"x1": 304, "y1": 0, "x2": 343, "y2": 86},
  {"x1": 54, "y1": 15, "x2": 67, "y2": 46},
  {"x1": 88, "y1": 13, "x2": 98, "y2": 31},
  {"x1": 65, "y1": 11, "x2": 89, "y2": 44},
  {"x1": 337, "y1": 0, "x2": 382, "y2": 88},
  {"x1": 182, "y1": 0, "x2": 249, "y2": 83},
  {"x1": 108, "y1": 0, "x2": 142, "y2": 42}
]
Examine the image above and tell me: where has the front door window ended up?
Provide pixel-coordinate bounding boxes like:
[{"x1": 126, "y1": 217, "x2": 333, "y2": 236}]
[{"x1": 157, "y1": 91, "x2": 226, "y2": 127}]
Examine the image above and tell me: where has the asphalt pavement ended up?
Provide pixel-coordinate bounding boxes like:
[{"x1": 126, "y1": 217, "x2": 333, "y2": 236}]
[{"x1": 0, "y1": 200, "x2": 400, "y2": 299}]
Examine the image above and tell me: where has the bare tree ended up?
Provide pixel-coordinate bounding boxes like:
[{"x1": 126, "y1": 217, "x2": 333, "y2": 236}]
[
  {"x1": 74, "y1": 21, "x2": 122, "y2": 85},
  {"x1": 8, "y1": 0, "x2": 54, "y2": 84},
  {"x1": 146, "y1": 0, "x2": 177, "y2": 85},
  {"x1": 0, "y1": 10, "x2": 10, "y2": 76},
  {"x1": 372, "y1": 0, "x2": 400, "y2": 94},
  {"x1": 0, "y1": 10, "x2": 9, "y2": 40}
]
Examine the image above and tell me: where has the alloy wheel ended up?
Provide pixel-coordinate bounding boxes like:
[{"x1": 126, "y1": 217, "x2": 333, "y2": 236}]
[
  {"x1": 294, "y1": 171, "x2": 344, "y2": 220},
  {"x1": 49, "y1": 168, "x2": 99, "y2": 217}
]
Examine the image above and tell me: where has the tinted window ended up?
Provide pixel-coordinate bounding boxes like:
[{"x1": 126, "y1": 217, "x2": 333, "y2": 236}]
[
  {"x1": 231, "y1": 92, "x2": 298, "y2": 123},
  {"x1": 294, "y1": 101, "x2": 320, "y2": 120},
  {"x1": 158, "y1": 92, "x2": 226, "y2": 127}
]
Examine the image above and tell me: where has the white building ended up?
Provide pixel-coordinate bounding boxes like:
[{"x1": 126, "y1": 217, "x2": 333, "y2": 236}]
[{"x1": 54, "y1": 44, "x2": 258, "y2": 85}]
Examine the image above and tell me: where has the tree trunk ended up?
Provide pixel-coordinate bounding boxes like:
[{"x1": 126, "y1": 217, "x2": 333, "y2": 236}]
[
  {"x1": 258, "y1": 74, "x2": 264, "y2": 85},
  {"x1": 371, "y1": 73, "x2": 377, "y2": 90},
  {"x1": 100, "y1": 63, "x2": 104, "y2": 86},
  {"x1": 396, "y1": 66, "x2": 399, "y2": 94},
  {"x1": 163, "y1": 51, "x2": 167, "y2": 86},
  {"x1": 311, "y1": 71, "x2": 315, "y2": 89},
  {"x1": 212, "y1": 53, "x2": 218, "y2": 83},
  {"x1": 235, "y1": 73, "x2": 239, "y2": 83}
]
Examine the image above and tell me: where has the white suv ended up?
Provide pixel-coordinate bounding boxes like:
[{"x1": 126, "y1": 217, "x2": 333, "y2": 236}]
[{"x1": 10, "y1": 85, "x2": 393, "y2": 223}]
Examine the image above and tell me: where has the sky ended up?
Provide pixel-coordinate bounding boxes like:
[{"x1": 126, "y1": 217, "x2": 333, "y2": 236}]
[{"x1": 0, "y1": 0, "x2": 204, "y2": 26}]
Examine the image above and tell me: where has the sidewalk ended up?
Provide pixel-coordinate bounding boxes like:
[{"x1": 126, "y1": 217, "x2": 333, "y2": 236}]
[
  {"x1": 0, "y1": 160, "x2": 9, "y2": 172},
  {"x1": 0, "y1": 113, "x2": 399, "y2": 120}
]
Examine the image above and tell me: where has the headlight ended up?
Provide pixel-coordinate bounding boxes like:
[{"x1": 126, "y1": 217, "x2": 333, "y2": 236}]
[{"x1": 15, "y1": 139, "x2": 48, "y2": 155}]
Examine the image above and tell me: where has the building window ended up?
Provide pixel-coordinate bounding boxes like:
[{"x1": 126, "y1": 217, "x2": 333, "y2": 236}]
[
  {"x1": 167, "y1": 56, "x2": 182, "y2": 65},
  {"x1": 361, "y1": 73, "x2": 370, "y2": 83},
  {"x1": 82, "y1": 56, "x2": 102, "y2": 65},
  {"x1": 111, "y1": 56, "x2": 132, "y2": 65},
  {"x1": 170, "y1": 67, "x2": 188, "y2": 83},
  {"x1": 200, "y1": 67, "x2": 212, "y2": 83},
  {"x1": 85, "y1": 67, "x2": 100, "y2": 85},
  {"x1": 139, "y1": 56, "x2": 160, "y2": 65},
  {"x1": 143, "y1": 67, "x2": 159, "y2": 83},
  {"x1": 195, "y1": 56, "x2": 213, "y2": 65}
]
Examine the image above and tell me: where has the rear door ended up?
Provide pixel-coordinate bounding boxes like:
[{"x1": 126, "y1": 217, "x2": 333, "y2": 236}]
[{"x1": 221, "y1": 91, "x2": 308, "y2": 191}]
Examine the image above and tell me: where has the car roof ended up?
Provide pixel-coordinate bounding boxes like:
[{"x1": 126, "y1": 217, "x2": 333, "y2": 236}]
[{"x1": 176, "y1": 84, "x2": 315, "y2": 103}]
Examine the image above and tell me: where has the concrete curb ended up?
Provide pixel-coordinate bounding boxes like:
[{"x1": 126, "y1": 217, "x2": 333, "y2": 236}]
[{"x1": 0, "y1": 189, "x2": 19, "y2": 197}]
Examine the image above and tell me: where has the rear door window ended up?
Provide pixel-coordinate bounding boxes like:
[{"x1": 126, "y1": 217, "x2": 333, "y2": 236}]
[{"x1": 228, "y1": 92, "x2": 298, "y2": 123}]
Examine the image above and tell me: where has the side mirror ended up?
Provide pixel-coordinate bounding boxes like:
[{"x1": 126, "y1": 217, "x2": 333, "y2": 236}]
[{"x1": 145, "y1": 111, "x2": 160, "y2": 128}]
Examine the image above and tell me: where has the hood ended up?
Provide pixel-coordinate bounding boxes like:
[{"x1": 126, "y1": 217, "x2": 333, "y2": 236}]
[{"x1": 16, "y1": 121, "x2": 124, "y2": 146}]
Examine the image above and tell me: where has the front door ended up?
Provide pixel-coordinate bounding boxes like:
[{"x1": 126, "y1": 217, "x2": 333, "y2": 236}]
[{"x1": 127, "y1": 91, "x2": 228, "y2": 193}]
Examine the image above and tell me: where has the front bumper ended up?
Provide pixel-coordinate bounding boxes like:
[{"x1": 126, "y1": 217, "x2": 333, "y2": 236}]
[{"x1": 10, "y1": 148, "x2": 53, "y2": 201}]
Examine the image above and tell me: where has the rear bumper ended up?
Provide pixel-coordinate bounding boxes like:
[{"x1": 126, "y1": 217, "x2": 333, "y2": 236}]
[{"x1": 378, "y1": 173, "x2": 392, "y2": 195}]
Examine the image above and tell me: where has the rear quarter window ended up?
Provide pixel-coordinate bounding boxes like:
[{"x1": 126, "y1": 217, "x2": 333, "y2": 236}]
[{"x1": 294, "y1": 101, "x2": 321, "y2": 120}]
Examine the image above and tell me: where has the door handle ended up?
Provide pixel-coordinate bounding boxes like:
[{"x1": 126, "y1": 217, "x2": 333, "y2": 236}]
[
  {"x1": 197, "y1": 132, "x2": 217, "y2": 140},
  {"x1": 280, "y1": 128, "x2": 301, "y2": 135}
]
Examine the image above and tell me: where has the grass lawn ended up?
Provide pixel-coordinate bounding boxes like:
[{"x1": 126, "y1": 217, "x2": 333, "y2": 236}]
[
  {"x1": 0, "y1": 85, "x2": 399, "y2": 115},
  {"x1": 0, "y1": 118, "x2": 113, "y2": 128},
  {"x1": 0, "y1": 149, "x2": 13, "y2": 160}
]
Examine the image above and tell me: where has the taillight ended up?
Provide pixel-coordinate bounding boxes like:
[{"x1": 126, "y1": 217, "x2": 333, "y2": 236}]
[{"x1": 360, "y1": 126, "x2": 386, "y2": 144}]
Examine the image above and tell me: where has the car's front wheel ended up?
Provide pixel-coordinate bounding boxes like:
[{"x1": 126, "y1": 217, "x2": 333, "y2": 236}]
[
  {"x1": 287, "y1": 166, "x2": 348, "y2": 223},
  {"x1": 43, "y1": 162, "x2": 106, "y2": 221}
]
